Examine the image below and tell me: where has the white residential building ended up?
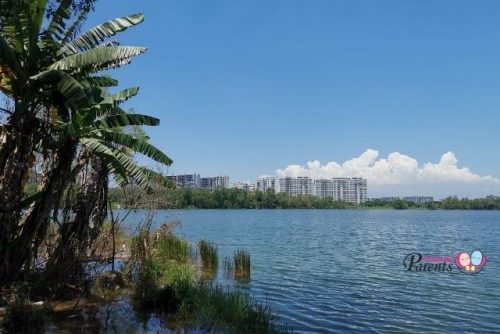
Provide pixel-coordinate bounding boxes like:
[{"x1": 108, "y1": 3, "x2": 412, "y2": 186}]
[
  {"x1": 332, "y1": 177, "x2": 367, "y2": 203},
  {"x1": 271, "y1": 176, "x2": 367, "y2": 203},
  {"x1": 166, "y1": 173, "x2": 201, "y2": 188},
  {"x1": 256, "y1": 176, "x2": 278, "y2": 192},
  {"x1": 314, "y1": 179, "x2": 333, "y2": 198},
  {"x1": 201, "y1": 176, "x2": 229, "y2": 190},
  {"x1": 278, "y1": 177, "x2": 314, "y2": 197},
  {"x1": 231, "y1": 182, "x2": 256, "y2": 192}
]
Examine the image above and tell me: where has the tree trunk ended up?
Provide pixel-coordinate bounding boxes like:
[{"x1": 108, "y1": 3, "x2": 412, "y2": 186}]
[
  {"x1": 4, "y1": 139, "x2": 77, "y2": 281},
  {"x1": 46, "y1": 155, "x2": 108, "y2": 281},
  {"x1": 0, "y1": 106, "x2": 37, "y2": 282}
]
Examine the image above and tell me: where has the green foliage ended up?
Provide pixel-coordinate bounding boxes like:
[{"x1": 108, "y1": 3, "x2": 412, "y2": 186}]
[
  {"x1": 61, "y1": 13, "x2": 145, "y2": 55},
  {"x1": 130, "y1": 232, "x2": 195, "y2": 307},
  {"x1": 110, "y1": 187, "x2": 359, "y2": 209},
  {"x1": 48, "y1": 45, "x2": 147, "y2": 73},
  {"x1": 110, "y1": 188, "x2": 500, "y2": 210},
  {"x1": 155, "y1": 234, "x2": 192, "y2": 264},
  {"x1": 199, "y1": 240, "x2": 219, "y2": 270},
  {"x1": 129, "y1": 230, "x2": 286, "y2": 333},
  {"x1": 176, "y1": 282, "x2": 288, "y2": 333}
]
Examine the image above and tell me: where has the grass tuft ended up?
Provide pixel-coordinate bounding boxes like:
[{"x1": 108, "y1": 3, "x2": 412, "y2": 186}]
[
  {"x1": 128, "y1": 229, "x2": 287, "y2": 333},
  {"x1": 155, "y1": 234, "x2": 192, "y2": 263},
  {"x1": 199, "y1": 240, "x2": 219, "y2": 269},
  {"x1": 175, "y1": 282, "x2": 288, "y2": 333},
  {"x1": 233, "y1": 249, "x2": 251, "y2": 278}
]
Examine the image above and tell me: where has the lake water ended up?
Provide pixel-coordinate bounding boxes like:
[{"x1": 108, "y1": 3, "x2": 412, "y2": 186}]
[{"x1": 119, "y1": 209, "x2": 500, "y2": 333}]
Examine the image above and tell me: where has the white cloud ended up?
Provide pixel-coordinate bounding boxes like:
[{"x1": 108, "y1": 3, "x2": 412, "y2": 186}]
[{"x1": 275, "y1": 149, "x2": 500, "y2": 198}]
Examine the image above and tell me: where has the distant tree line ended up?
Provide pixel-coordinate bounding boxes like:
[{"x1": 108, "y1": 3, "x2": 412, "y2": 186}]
[{"x1": 108, "y1": 188, "x2": 500, "y2": 210}]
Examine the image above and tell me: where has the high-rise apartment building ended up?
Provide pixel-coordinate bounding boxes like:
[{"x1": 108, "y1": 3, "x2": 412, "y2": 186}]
[
  {"x1": 201, "y1": 176, "x2": 229, "y2": 190},
  {"x1": 277, "y1": 177, "x2": 314, "y2": 197},
  {"x1": 265, "y1": 176, "x2": 367, "y2": 203},
  {"x1": 332, "y1": 177, "x2": 367, "y2": 203},
  {"x1": 256, "y1": 176, "x2": 278, "y2": 192},
  {"x1": 166, "y1": 173, "x2": 201, "y2": 188},
  {"x1": 314, "y1": 179, "x2": 334, "y2": 198},
  {"x1": 231, "y1": 182, "x2": 256, "y2": 192}
]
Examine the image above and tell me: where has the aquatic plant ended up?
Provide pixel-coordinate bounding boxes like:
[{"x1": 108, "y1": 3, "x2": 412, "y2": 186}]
[
  {"x1": 199, "y1": 240, "x2": 219, "y2": 269},
  {"x1": 128, "y1": 227, "x2": 286, "y2": 332},
  {"x1": 155, "y1": 234, "x2": 192, "y2": 263},
  {"x1": 175, "y1": 282, "x2": 288, "y2": 333},
  {"x1": 233, "y1": 249, "x2": 251, "y2": 278}
]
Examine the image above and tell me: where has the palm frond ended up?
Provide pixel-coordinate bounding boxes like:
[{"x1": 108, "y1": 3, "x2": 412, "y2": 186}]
[
  {"x1": 32, "y1": 69, "x2": 87, "y2": 108},
  {"x1": 82, "y1": 137, "x2": 170, "y2": 189},
  {"x1": 60, "y1": 4, "x2": 92, "y2": 44},
  {"x1": 60, "y1": 13, "x2": 144, "y2": 56},
  {"x1": 80, "y1": 137, "x2": 129, "y2": 186},
  {"x1": 29, "y1": 0, "x2": 49, "y2": 42},
  {"x1": 79, "y1": 75, "x2": 119, "y2": 88},
  {"x1": 43, "y1": 0, "x2": 71, "y2": 41},
  {"x1": 99, "y1": 87, "x2": 139, "y2": 106},
  {"x1": 0, "y1": 1, "x2": 26, "y2": 54},
  {"x1": 91, "y1": 129, "x2": 173, "y2": 165},
  {"x1": 48, "y1": 46, "x2": 146, "y2": 74},
  {"x1": 94, "y1": 113, "x2": 159, "y2": 128}
]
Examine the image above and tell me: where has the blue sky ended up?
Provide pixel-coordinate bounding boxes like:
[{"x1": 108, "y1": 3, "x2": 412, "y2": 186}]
[{"x1": 86, "y1": 1, "x2": 500, "y2": 197}]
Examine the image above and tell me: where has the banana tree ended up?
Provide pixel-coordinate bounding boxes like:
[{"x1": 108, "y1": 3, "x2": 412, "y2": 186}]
[
  {"x1": 0, "y1": 0, "x2": 152, "y2": 281},
  {"x1": 8, "y1": 82, "x2": 173, "y2": 280}
]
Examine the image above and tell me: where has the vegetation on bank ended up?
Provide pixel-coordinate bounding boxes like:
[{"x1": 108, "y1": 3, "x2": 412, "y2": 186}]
[
  {"x1": 127, "y1": 222, "x2": 287, "y2": 333},
  {"x1": 108, "y1": 187, "x2": 500, "y2": 210},
  {"x1": 1, "y1": 215, "x2": 287, "y2": 333}
]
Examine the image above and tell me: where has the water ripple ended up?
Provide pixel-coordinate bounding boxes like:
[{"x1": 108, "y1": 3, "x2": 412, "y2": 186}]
[{"x1": 122, "y1": 209, "x2": 500, "y2": 333}]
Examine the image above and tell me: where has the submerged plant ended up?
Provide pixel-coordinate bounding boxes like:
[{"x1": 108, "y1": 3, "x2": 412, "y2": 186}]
[{"x1": 234, "y1": 249, "x2": 251, "y2": 278}]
